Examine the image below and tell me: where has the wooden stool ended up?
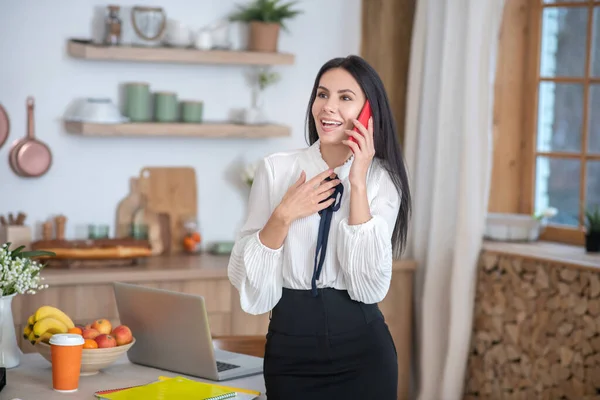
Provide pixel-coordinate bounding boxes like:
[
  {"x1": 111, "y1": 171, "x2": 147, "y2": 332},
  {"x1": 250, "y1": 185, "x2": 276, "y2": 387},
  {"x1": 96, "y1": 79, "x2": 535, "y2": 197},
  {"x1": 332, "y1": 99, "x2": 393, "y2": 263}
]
[{"x1": 212, "y1": 335, "x2": 266, "y2": 358}]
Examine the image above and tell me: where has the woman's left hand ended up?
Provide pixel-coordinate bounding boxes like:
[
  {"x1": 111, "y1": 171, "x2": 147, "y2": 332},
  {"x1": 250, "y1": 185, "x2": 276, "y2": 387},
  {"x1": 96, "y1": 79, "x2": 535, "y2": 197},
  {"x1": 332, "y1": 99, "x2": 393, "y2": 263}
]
[{"x1": 343, "y1": 117, "x2": 375, "y2": 188}]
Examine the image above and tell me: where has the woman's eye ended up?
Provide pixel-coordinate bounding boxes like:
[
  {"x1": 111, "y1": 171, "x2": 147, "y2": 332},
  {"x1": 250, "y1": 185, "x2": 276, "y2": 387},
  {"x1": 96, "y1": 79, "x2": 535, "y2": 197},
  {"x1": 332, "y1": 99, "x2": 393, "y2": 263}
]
[
  {"x1": 342, "y1": 96, "x2": 352, "y2": 101},
  {"x1": 318, "y1": 92, "x2": 327, "y2": 99}
]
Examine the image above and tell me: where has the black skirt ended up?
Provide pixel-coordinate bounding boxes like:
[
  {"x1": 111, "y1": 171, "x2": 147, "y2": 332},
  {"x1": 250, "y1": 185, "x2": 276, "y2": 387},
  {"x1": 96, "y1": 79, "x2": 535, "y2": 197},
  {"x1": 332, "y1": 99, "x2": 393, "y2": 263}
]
[{"x1": 263, "y1": 287, "x2": 398, "y2": 399}]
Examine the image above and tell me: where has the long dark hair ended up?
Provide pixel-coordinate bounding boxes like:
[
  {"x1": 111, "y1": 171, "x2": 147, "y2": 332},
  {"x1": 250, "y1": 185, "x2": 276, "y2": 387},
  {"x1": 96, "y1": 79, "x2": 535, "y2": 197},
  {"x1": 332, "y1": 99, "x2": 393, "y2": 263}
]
[{"x1": 305, "y1": 55, "x2": 412, "y2": 258}]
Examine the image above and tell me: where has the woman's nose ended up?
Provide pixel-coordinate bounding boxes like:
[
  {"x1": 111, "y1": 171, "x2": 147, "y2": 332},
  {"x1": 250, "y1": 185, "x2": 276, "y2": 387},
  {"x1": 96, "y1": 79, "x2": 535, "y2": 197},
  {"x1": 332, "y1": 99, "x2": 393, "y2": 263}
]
[{"x1": 323, "y1": 101, "x2": 337, "y2": 113}]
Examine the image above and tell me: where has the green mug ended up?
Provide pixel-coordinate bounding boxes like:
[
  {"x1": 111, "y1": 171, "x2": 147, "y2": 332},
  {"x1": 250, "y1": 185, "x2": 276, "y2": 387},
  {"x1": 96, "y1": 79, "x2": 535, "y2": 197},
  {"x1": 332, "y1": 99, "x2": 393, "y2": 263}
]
[
  {"x1": 154, "y1": 92, "x2": 178, "y2": 122},
  {"x1": 180, "y1": 101, "x2": 204, "y2": 123},
  {"x1": 124, "y1": 83, "x2": 151, "y2": 122}
]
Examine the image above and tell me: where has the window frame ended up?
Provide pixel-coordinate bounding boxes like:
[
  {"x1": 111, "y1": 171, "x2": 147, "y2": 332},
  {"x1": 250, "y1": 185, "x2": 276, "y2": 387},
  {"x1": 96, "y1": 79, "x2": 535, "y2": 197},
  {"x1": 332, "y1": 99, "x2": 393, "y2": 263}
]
[{"x1": 522, "y1": 0, "x2": 600, "y2": 246}]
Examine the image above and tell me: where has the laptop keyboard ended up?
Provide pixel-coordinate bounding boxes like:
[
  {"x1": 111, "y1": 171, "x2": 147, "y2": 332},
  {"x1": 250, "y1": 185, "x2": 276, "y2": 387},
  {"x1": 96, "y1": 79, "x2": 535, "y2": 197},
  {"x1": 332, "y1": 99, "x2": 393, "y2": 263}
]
[{"x1": 216, "y1": 361, "x2": 240, "y2": 372}]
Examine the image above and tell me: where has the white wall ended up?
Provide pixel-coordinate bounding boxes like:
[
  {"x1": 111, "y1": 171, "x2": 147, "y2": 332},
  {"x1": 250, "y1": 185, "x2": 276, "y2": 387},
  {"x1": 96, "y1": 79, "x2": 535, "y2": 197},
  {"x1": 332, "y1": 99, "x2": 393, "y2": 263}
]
[{"x1": 0, "y1": 0, "x2": 361, "y2": 244}]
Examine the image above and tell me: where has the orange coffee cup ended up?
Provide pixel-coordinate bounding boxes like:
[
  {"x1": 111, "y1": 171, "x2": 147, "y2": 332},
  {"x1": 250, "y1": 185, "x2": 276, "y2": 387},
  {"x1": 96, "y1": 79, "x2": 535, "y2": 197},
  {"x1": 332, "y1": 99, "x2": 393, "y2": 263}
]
[{"x1": 49, "y1": 333, "x2": 85, "y2": 392}]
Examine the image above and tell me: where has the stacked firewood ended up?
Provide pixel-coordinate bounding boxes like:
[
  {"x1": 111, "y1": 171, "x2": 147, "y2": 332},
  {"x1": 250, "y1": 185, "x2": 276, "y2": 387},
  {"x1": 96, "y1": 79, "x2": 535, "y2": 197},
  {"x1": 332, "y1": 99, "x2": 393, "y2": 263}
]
[{"x1": 464, "y1": 253, "x2": 600, "y2": 400}]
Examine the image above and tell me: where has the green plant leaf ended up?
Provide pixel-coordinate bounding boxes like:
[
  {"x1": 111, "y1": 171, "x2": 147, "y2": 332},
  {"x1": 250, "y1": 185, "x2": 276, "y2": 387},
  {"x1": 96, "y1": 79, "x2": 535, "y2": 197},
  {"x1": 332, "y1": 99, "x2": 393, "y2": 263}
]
[
  {"x1": 10, "y1": 245, "x2": 25, "y2": 257},
  {"x1": 585, "y1": 204, "x2": 600, "y2": 232},
  {"x1": 228, "y1": 0, "x2": 302, "y2": 28},
  {"x1": 19, "y1": 250, "x2": 56, "y2": 258}
]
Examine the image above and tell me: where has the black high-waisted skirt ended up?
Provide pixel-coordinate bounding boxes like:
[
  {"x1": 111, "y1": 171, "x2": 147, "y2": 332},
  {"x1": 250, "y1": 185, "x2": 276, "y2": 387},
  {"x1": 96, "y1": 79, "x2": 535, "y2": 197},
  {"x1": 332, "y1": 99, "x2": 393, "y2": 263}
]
[{"x1": 263, "y1": 287, "x2": 398, "y2": 399}]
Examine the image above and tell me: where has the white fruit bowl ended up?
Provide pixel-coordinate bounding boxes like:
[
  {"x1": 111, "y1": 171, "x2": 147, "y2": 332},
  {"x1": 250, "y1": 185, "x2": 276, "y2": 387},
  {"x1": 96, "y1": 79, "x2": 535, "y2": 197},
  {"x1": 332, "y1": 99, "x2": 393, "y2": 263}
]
[{"x1": 35, "y1": 337, "x2": 136, "y2": 376}]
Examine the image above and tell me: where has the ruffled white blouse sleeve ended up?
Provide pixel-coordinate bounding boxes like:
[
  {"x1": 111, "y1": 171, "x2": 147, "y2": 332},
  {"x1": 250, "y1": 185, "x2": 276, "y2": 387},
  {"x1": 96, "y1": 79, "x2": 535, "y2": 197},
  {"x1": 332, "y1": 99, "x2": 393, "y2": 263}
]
[
  {"x1": 227, "y1": 158, "x2": 284, "y2": 315},
  {"x1": 336, "y1": 169, "x2": 401, "y2": 304}
]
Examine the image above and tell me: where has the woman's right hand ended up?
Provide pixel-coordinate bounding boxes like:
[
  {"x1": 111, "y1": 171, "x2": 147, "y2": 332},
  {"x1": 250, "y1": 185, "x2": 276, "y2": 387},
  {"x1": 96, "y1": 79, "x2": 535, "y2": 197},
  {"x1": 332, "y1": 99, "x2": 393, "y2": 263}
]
[{"x1": 274, "y1": 169, "x2": 341, "y2": 225}]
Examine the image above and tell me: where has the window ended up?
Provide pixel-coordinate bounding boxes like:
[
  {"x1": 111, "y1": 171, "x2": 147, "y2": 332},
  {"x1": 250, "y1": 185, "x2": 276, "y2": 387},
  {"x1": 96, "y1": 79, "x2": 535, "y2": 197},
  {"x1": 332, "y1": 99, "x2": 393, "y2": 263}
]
[{"x1": 524, "y1": 0, "x2": 600, "y2": 245}]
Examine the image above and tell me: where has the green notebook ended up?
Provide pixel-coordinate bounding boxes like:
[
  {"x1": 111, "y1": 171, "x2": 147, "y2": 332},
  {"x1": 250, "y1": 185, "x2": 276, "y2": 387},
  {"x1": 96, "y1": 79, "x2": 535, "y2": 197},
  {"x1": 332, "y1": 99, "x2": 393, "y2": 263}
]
[{"x1": 96, "y1": 376, "x2": 236, "y2": 400}]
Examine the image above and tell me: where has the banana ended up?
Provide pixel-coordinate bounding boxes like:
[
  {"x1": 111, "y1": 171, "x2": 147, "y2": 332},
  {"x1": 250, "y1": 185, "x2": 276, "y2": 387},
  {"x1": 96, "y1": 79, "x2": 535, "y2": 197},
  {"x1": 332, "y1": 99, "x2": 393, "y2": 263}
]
[
  {"x1": 28, "y1": 330, "x2": 36, "y2": 345},
  {"x1": 27, "y1": 314, "x2": 35, "y2": 326},
  {"x1": 34, "y1": 332, "x2": 53, "y2": 345},
  {"x1": 23, "y1": 324, "x2": 32, "y2": 340},
  {"x1": 33, "y1": 317, "x2": 68, "y2": 338},
  {"x1": 33, "y1": 306, "x2": 74, "y2": 330}
]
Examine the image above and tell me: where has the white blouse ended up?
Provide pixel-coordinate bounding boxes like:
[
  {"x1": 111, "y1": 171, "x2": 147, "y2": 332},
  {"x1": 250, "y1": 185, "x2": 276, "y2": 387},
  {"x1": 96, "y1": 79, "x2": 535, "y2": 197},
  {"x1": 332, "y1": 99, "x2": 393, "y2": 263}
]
[{"x1": 227, "y1": 140, "x2": 402, "y2": 315}]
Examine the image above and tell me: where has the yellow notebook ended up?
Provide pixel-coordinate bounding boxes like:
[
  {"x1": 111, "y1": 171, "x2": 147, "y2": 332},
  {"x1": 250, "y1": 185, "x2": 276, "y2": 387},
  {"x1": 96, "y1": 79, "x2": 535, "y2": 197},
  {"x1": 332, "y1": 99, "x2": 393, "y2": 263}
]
[
  {"x1": 157, "y1": 376, "x2": 260, "y2": 396},
  {"x1": 97, "y1": 376, "x2": 236, "y2": 400}
]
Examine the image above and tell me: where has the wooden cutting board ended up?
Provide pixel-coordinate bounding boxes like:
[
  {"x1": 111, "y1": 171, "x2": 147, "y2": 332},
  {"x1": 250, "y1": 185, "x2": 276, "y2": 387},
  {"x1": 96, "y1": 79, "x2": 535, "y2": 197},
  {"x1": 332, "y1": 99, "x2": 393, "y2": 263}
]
[
  {"x1": 115, "y1": 178, "x2": 142, "y2": 238},
  {"x1": 138, "y1": 167, "x2": 197, "y2": 253}
]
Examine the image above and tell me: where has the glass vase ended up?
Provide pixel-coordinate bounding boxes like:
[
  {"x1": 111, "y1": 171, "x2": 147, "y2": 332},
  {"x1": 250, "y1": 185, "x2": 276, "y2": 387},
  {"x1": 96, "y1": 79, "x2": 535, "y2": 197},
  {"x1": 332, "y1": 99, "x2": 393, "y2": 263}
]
[{"x1": 244, "y1": 88, "x2": 267, "y2": 125}]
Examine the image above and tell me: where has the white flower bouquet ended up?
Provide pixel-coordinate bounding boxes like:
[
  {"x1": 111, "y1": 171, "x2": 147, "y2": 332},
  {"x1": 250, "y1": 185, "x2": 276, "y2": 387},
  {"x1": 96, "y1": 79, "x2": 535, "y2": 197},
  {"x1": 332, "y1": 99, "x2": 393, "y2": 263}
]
[
  {"x1": 241, "y1": 162, "x2": 258, "y2": 187},
  {"x1": 534, "y1": 207, "x2": 558, "y2": 221},
  {"x1": 0, "y1": 243, "x2": 55, "y2": 296}
]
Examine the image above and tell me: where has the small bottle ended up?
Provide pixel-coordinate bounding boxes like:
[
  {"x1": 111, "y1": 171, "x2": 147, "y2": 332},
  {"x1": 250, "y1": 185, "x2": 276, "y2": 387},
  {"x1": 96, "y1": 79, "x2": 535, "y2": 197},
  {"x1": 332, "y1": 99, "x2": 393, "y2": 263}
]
[
  {"x1": 104, "y1": 5, "x2": 122, "y2": 46},
  {"x1": 182, "y1": 216, "x2": 202, "y2": 253}
]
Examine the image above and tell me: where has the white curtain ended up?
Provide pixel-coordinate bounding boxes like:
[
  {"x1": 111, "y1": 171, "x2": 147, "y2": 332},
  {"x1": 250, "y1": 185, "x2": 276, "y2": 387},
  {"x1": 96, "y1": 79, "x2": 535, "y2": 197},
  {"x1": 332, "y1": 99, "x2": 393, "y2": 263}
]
[{"x1": 403, "y1": 0, "x2": 506, "y2": 399}]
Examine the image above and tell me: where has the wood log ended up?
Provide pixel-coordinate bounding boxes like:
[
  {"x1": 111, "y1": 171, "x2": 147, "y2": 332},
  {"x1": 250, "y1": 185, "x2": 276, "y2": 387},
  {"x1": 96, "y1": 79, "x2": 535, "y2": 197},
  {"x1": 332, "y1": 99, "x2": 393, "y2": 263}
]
[
  {"x1": 573, "y1": 361, "x2": 585, "y2": 381},
  {"x1": 560, "y1": 346, "x2": 574, "y2": 366},
  {"x1": 573, "y1": 297, "x2": 588, "y2": 315},
  {"x1": 583, "y1": 315, "x2": 596, "y2": 338},
  {"x1": 535, "y1": 267, "x2": 550, "y2": 289},
  {"x1": 560, "y1": 268, "x2": 578, "y2": 282},
  {"x1": 588, "y1": 298, "x2": 600, "y2": 316},
  {"x1": 590, "y1": 274, "x2": 600, "y2": 298},
  {"x1": 546, "y1": 295, "x2": 560, "y2": 310},
  {"x1": 557, "y1": 323, "x2": 574, "y2": 336},
  {"x1": 558, "y1": 282, "x2": 570, "y2": 296},
  {"x1": 505, "y1": 323, "x2": 519, "y2": 344}
]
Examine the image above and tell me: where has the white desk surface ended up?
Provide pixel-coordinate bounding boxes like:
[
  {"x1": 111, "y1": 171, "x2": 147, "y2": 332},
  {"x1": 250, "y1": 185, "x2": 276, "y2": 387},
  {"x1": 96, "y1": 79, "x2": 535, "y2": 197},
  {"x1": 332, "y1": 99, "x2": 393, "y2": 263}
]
[{"x1": 3, "y1": 353, "x2": 266, "y2": 399}]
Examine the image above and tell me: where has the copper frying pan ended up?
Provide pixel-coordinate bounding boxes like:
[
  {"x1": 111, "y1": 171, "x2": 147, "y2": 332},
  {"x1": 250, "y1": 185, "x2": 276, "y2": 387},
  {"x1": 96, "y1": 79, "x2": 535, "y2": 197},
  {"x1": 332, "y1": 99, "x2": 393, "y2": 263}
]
[
  {"x1": 0, "y1": 104, "x2": 9, "y2": 149},
  {"x1": 9, "y1": 97, "x2": 52, "y2": 178}
]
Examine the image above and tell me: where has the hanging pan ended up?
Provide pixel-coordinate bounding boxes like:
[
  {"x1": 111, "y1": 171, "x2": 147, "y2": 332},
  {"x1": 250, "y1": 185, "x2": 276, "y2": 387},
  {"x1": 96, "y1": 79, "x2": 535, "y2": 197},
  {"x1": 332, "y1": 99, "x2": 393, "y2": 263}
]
[
  {"x1": 0, "y1": 104, "x2": 9, "y2": 149},
  {"x1": 9, "y1": 97, "x2": 52, "y2": 178}
]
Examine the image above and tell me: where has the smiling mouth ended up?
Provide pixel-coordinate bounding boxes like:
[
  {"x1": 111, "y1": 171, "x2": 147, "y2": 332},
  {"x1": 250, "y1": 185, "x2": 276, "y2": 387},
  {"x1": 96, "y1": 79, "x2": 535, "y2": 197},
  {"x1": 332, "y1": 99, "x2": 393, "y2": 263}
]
[{"x1": 320, "y1": 119, "x2": 343, "y2": 128}]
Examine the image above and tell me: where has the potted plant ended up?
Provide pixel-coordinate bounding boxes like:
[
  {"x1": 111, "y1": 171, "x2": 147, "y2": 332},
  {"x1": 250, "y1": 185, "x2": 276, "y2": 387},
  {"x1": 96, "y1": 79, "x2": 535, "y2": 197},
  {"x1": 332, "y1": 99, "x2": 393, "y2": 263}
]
[
  {"x1": 229, "y1": 0, "x2": 302, "y2": 52},
  {"x1": 0, "y1": 243, "x2": 54, "y2": 368},
  {"x1": 585, "y1": 205, "x2": 600, "y2": 252}
]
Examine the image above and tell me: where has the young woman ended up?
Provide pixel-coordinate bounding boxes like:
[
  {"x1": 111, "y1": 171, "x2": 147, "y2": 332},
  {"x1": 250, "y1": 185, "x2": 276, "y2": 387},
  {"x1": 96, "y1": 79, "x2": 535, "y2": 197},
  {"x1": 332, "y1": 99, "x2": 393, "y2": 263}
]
[{"x1": 228, "y1": 55, "x2": 411, "y2": 399}]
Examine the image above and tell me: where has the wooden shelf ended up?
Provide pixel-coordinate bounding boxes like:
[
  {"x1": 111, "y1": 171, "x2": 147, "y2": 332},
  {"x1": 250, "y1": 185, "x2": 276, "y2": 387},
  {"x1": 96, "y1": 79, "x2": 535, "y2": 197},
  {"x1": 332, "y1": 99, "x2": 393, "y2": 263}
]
[
  {"x1": 67, "y1": 39, "x2": 295, "y2": 66},
  {"x1": 64, "y1": 121, "x2": 291, "y2": 138}
]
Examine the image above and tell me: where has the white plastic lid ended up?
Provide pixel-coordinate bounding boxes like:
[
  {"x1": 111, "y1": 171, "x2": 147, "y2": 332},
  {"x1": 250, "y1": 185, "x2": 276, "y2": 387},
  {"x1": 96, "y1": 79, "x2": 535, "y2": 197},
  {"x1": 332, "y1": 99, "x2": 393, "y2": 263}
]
[{"x1": 49, "y1": 333, "x2": 85, "y2": 346}]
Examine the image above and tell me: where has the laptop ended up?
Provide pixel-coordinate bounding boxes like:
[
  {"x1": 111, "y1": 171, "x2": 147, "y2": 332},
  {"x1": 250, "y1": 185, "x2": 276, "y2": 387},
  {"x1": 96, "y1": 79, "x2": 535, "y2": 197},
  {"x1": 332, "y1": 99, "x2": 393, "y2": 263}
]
[{"x1": 113, "y1": 282, "x2": 263, "y2": 381}]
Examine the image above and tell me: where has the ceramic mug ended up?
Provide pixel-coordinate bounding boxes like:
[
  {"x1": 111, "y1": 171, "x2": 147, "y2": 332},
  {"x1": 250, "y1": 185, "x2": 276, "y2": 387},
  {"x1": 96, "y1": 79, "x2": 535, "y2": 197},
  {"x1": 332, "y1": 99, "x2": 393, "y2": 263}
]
[{"x1": 164, "y1": 19, "x2": 192, "y2": 47}]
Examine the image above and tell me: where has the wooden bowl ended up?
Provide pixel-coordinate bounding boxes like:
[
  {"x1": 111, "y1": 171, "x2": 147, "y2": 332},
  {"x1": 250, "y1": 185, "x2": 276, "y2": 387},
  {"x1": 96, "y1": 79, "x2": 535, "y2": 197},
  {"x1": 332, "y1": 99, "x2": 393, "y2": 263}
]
[{"x1": 35, "y1": 338, "x2": 135, "y2": 376}]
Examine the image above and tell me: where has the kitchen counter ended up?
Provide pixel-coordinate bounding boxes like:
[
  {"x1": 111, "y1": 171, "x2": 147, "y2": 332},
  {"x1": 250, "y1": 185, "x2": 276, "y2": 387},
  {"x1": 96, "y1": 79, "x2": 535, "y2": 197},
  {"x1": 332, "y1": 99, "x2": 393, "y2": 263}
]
[
  {"x1": 37, "y1": 253, "x2": 416, "y2": 285},
  {"x1": 38, "y1": 253, "x2": 232, "y2": 286},
  {"x1": 13, "y1": 254, "x2": 417, "y2": 400},
  {"x1": 4, "y1": 353, "x2": 266, "y2": 399}
]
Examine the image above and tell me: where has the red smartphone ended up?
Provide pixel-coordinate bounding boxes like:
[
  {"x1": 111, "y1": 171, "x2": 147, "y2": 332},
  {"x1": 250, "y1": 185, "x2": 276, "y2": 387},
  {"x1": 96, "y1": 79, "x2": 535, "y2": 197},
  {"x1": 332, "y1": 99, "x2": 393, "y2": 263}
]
[{"x1": 350, "y1": 100, "x2": 372, "y2": 146}]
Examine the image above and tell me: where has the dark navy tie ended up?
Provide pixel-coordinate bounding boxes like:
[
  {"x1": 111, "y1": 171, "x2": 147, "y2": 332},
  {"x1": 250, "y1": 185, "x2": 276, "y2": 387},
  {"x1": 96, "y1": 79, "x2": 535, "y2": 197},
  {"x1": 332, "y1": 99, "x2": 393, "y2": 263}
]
[{"x1": 311, "y1": 175, "x2": 344, "y2": 297}]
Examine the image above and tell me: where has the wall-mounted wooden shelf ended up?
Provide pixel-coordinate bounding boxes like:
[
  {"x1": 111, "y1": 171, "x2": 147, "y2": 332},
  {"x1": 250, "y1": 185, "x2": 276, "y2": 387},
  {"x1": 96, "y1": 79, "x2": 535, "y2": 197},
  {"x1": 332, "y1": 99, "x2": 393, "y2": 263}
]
[
  {"x1": 64, "y1": 121, "x2": 291, "y2": 138},
  {"x1": 67, "y1": 39, "x2": 295, "y2": 66}
]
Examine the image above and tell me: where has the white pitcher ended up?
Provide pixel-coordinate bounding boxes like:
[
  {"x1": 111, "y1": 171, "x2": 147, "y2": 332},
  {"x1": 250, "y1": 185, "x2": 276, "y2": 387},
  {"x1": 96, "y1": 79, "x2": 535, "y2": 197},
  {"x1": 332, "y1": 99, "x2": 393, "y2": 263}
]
[{"x1": 0, "y1": 293, "x2": 23, "y2": 368}]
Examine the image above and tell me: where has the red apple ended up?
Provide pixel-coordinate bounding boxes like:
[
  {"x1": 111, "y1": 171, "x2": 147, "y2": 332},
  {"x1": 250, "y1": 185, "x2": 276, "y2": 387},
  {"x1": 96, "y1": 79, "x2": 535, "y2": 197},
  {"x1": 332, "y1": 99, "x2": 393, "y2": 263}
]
[
  {"x1": 111, "y1": 325, "x2": 133, "y2": 346},
  {"x1": 91, "y1": 319, "x2": 112, "y2": 335},
  {"x1": 82, "y1": 328, "x2": 100, "y2": 340},
  {"x1": 95, "y1": 334, "x2": 117, "y2": 348}
]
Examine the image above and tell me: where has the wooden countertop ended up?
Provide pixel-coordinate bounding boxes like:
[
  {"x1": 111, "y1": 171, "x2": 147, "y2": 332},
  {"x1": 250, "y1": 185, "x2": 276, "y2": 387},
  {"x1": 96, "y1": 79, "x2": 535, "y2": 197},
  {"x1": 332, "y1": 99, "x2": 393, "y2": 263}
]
[
  {"x1": 5, "y1": 353, "x2": 266, "y2": 399},
  {"x1": 40, "y1": 253, "x2": 417, "y2": 286},
  {"x1": 482, "y1": 240, "x2": 600, "y2": 270}
]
